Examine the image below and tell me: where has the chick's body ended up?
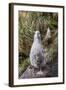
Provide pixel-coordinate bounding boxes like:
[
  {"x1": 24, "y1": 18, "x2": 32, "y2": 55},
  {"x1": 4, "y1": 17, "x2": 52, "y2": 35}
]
[{"x1": 30, "y1": 31, "x2": 45, "y2": 68}]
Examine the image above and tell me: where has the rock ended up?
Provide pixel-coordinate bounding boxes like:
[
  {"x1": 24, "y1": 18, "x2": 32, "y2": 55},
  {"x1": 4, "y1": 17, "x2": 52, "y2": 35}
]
[{"x1": 19, "y1": 65, "x2": 51, "y2": 79}]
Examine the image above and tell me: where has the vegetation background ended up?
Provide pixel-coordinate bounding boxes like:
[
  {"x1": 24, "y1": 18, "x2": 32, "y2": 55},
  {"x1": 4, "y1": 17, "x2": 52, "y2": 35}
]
[{"x1": 18, "y1": 11, "x2": 58, "y2": 78}]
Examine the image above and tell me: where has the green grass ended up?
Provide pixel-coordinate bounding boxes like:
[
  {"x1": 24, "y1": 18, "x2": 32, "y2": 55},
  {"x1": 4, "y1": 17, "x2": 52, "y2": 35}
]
[{"x1": 19, "y1": 58, "x2": 30, "y2": 77}]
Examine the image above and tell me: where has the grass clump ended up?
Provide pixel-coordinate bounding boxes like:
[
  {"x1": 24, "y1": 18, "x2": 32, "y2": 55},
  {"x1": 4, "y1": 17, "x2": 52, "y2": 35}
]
[{"x1": 19, "y1": 58, "x2": 30, "y2": 77}]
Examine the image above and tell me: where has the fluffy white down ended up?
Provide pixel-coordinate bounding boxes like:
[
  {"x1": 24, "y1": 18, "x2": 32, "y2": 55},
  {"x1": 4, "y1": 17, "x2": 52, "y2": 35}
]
[
  {"x1": 45, "y1": 27, "x2": 51, "y2": 40},
  {"x1": 30, "y1": 31, "x2": 46, "y2": 68}
]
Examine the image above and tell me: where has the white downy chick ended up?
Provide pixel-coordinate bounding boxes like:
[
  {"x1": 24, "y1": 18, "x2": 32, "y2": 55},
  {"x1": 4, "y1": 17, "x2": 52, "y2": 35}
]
[
  {"x1": 30, "y1": 31, "x2": 46, "y2": 69},
  {"x1": 45, "y1": 27, "x2": 51, "y2": 40}
]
